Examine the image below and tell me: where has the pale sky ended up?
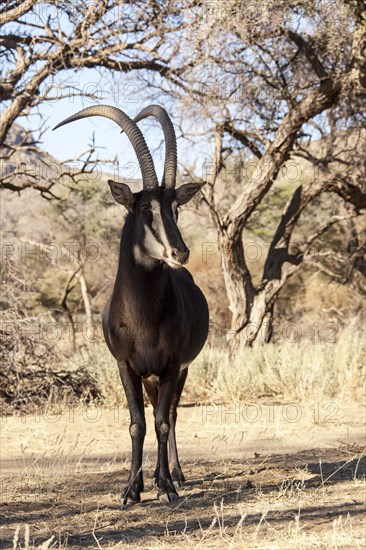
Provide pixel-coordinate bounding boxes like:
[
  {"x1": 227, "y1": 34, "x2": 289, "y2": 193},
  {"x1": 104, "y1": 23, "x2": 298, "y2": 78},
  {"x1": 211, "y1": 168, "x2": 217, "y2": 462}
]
[{"x1": 21, "y1": 68, "x2": 209, "y2": 183}]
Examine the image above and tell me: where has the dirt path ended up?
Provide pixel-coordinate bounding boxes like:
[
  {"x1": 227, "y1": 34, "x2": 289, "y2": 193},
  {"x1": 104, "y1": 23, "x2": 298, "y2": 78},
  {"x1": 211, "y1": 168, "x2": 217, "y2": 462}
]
[{"x1": 1, "y1": 403, "x2": 365, "y2": 549}]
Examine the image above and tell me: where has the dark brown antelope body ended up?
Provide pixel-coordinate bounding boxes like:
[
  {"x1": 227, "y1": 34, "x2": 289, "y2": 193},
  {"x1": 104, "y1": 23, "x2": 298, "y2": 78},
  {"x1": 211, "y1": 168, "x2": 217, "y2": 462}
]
[{"x1": 54, "y1": 105, "x2": 209, "y2": 505}]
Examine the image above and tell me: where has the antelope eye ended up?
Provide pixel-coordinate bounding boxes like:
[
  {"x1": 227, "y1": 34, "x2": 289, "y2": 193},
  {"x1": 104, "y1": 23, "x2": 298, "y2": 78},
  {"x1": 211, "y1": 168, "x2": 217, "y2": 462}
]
[{"x1": 141, "y1": 204, "x2": 151, "y2": 212}]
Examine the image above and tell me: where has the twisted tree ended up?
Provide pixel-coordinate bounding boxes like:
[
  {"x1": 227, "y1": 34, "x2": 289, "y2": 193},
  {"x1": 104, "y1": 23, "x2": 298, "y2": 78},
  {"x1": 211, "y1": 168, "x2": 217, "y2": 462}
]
[{"x1": 150, "y1": 0, "x2": 366, "y2": 351}]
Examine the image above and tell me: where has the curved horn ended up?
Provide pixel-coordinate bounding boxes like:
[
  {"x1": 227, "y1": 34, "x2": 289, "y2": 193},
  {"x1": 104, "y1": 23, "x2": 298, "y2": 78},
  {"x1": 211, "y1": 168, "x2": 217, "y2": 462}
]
[
  {"x1": 132, "y1": 105, "x2": 177, "y2": 189},
  {"x1": 53, "y1": 105, "x2": 159, "y2": 189}
]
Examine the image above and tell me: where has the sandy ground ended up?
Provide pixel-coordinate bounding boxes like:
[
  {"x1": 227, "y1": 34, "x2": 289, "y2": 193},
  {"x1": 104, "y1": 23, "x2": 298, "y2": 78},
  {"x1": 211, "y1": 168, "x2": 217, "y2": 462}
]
[{"x1": 1, "y1": 402, "x2": 365, "y2": 549}]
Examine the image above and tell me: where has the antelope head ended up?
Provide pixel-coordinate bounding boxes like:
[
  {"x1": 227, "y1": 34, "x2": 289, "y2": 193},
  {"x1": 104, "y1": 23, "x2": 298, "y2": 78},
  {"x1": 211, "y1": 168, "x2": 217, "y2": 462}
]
[{"x1": 53, "y1": 105, "x2": 204, "y2": 269}]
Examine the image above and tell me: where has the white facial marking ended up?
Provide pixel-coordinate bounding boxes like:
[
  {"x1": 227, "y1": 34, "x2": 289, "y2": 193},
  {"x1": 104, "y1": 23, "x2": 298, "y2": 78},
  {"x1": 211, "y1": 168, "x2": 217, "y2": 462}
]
[
  {"x1": 143, "y1": 225, "x2": 165, "y2": 260},
  {"x1": 150, "y1": 199, "x2": 172, "y2": 256},
  {"x1": 133, "y1": 244, "x2": 156, "y2": 269},
  {"x1": 138, "y1": 199, "x2": 183, "y2": 269}
]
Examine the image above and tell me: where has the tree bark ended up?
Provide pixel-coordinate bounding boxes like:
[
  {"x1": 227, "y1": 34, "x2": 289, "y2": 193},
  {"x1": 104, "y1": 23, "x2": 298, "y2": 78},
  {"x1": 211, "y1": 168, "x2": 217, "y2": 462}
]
[{"x1": 77, "y1": 269, "x2": 95, "y2": 343}]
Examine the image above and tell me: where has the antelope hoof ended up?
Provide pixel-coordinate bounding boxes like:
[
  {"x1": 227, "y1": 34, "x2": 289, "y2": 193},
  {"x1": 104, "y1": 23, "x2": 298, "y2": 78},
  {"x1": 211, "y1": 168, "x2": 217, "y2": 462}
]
[
  {"x1": 157, "y1": 477, "x2": 179, "y2": 503},
  {"x1": 173, "y1": 479, "x2": 184, "y2": 489},
  {"x1": 159, "y1": 491, "x2": 179, "y2": 504},
  {"x1": 171, "y1": 469, "x2": 185, "y2": 488},
  {"x1": 121, "y1": 481, "x2": 143, "y2": 507}
]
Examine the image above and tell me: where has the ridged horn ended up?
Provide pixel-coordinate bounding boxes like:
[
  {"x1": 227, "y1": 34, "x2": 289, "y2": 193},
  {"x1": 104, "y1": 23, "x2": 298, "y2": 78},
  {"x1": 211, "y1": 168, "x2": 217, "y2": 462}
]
[
  {"x1": 53, "y1": 105, "x2": 159, "y2": 189},
  {"x1": 132, "y1": 105, "x2": 177, "y2": 189}
]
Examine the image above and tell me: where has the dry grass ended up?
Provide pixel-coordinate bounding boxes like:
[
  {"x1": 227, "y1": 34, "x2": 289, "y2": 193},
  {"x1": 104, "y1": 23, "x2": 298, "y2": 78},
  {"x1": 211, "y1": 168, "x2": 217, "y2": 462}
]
[
  {"x1": 60, "y1": 345, "x2": 126, "y2": 408},
  {"x1": 2, "y1": 327, "x2": 365, "y2": 549},
  {"x1": 2, "y1": 408, "x2": 365, "y2": 549},
  {"x1": 61, "y1": 326, "x2": 365, "y2": 410},
  {"x1": 189, "y1": 327, "x2": 365, "y2": 404},
  {"x1": 2, "y1": 323, "x2": 363, "y2": 413},
  {"x1": 10, "y1": 496, "x2": 365, "y2": 550}
]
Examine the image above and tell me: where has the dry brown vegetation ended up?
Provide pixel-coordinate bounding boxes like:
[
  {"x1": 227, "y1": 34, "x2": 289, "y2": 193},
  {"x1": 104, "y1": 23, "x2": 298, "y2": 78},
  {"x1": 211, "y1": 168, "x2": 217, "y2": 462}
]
[
  {"x1": 1, "y1": 2, "x2": 365, "y2": 548},
  {"x1": 1, "y1": 328, "x2": 365, "y2": 548},
  {"x1": 60, "y1": 325, "x2": 365, "y2": 406},
  {"x1": 1, "y1": 404, "x2": 365, "y2": 549}
]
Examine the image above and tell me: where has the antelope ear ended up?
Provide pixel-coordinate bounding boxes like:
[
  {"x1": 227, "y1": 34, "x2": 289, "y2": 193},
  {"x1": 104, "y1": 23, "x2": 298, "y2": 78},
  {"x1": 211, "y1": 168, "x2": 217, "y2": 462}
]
[
  {"x1": 108, "y1": 180, "x2": 135, "y2": 211},
  {"x1": 175, "y1": 182, "x2": 205, "y2": 206}
]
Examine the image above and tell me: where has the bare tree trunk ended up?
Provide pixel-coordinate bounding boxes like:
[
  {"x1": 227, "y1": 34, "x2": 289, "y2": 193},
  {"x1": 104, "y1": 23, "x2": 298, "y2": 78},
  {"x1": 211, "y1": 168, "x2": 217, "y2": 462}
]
[
  {"x1": 219, "y1": 229, "x2": 275, "y2": 351},
  {"x1": 221, "y1": 215, "x2": 359, "y2": 355},
  {"x1": 61, "y1": 268, "x2": 80, "y2": 352},
  {"x1": 77, "y1": 269, "x2": 95, "y2": 343},
  {"x1": 221, "y1": 263, "x2": 277, "y2": 354}
]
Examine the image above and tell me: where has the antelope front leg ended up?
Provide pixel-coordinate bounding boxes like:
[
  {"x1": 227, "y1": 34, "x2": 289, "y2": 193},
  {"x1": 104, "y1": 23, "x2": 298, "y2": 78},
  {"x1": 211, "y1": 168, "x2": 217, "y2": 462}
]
[
  {"x1": 118, "y1": 361, "x2": 146, "y2": 506},
  {"x1": 169, "y1": 368, "x2": 188, "y2": 488},
  {"x1": 155, "y1": 365, "x2": 180, "y2": 503}
]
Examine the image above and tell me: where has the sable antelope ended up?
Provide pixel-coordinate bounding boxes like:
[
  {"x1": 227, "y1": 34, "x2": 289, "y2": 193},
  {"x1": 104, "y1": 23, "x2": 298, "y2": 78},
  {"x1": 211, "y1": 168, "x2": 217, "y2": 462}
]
[{"x1": 54, "y1": 105, "x2": 209, "y2": 505}]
